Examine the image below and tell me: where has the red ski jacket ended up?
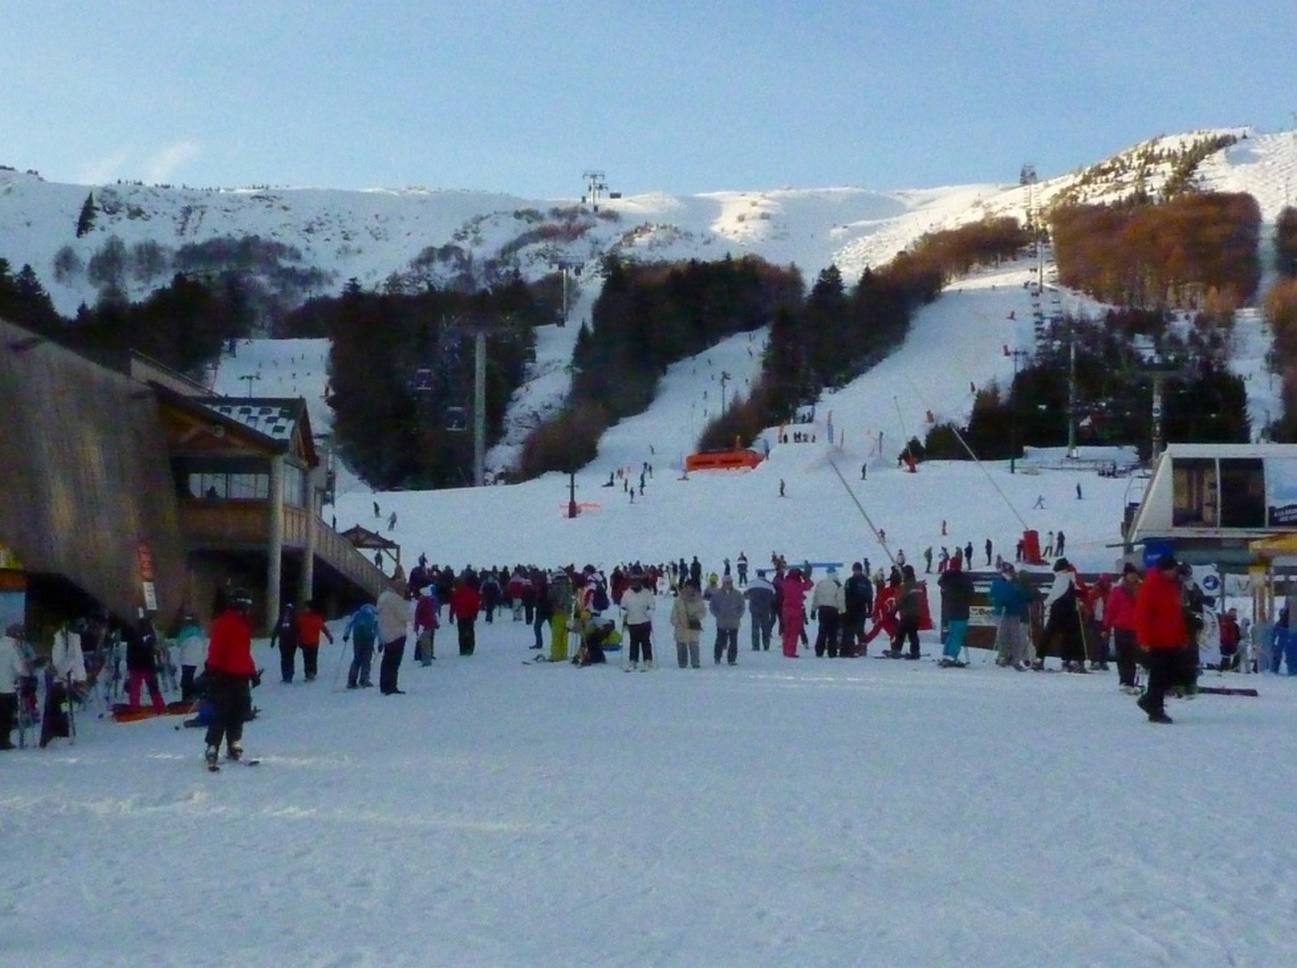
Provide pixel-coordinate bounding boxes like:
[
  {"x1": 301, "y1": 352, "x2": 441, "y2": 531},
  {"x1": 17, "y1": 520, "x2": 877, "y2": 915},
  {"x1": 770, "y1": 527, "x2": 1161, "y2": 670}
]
[
  {"x1": 1134, "y1": 568, "x2": 1188, "y2": 651},
  {"x1": 207, "y1": 611, "x2": 256, "y2": 677}
]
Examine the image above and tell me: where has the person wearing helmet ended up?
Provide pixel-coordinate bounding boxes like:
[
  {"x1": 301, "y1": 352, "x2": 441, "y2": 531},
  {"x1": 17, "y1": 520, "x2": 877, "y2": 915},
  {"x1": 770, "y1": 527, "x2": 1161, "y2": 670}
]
[{"x1": 204, "y1": 587, "x2": 258, "y2": 768}]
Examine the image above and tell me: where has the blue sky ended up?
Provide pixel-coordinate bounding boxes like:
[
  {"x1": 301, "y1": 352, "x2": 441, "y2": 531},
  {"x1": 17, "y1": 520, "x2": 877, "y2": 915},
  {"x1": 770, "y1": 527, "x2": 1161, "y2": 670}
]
[{"x1": 3, "y1": 0, "x2": 1291, "y2": 198}]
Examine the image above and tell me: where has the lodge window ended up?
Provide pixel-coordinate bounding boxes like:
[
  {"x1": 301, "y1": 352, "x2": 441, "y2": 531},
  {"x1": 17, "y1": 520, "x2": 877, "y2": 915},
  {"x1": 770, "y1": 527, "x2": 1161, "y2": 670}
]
[
  {"x1": 1172, "y1": 457, "x2": 1266, "y2": 529},
  {"x1": 1219, "y1": 458, "x2": 1265, "y2": 528},
  {"x1": 188, "y1": 472, "x2": 269, "y2": 500},
  {"x1": 284, "y1": 463, "x2": 308, "y2": 508},
  {"x1": 1172, "y1": 458, "x2": 1217, "y2": 527}
]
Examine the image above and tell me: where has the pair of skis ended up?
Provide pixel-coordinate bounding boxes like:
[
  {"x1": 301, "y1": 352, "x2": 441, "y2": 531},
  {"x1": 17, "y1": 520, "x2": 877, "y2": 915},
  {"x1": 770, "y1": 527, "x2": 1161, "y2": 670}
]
[{"x1": 208, "y1": 755, "x2": 261, "y2": 772}]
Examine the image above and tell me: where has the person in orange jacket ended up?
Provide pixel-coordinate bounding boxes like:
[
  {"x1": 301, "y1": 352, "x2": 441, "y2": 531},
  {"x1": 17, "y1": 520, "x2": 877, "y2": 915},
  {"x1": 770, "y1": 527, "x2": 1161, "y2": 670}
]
[
  {"x1": 204, "y1": 588, "x2": 259, "y2": 768},
  {"x1": 295, "y1": 599, "x2": 334, "y2": 683},
  {"x1": 1133, "y1": 555, "x2": 1190, "y2": 724}
]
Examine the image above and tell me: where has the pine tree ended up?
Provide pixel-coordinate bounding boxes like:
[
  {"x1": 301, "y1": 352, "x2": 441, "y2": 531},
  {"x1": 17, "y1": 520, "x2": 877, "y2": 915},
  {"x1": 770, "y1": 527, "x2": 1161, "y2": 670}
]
[{"x1": 76, "y1": 192, "x2": 96, "y2": 237}]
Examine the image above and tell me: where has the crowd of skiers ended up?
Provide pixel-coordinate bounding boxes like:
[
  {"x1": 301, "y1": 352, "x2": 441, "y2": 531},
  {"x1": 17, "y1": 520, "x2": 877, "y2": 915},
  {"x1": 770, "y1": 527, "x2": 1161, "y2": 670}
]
[
  {"x1": 5, "y1": 541, "x2": 1289, "y2": 755},
  {"x1": 0, "y1": 592, "x2": 262, "y2": 767}
]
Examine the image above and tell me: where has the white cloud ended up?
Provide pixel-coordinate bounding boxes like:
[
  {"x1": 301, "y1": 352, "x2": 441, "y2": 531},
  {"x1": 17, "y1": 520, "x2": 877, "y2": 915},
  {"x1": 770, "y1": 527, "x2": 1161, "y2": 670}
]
[{"x1": 142, "y1": 141, "x2": 200, "y2": 183}]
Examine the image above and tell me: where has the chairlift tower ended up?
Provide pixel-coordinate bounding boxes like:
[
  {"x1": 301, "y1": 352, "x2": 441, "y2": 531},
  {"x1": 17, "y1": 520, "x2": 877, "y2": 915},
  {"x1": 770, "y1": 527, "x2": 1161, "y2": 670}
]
[
  {"x1": 582, "y1": 170, "x2": 608, "y2": 212},
  {"x1": 554, "y1": 260, "x2": 582, "y2": 324},
  {"x1": 451, "y1": 315, "x2": 522, "y2": 487},
  {"x1": 1021, "y1": 163, "x2": 1045, "y2": 294}
]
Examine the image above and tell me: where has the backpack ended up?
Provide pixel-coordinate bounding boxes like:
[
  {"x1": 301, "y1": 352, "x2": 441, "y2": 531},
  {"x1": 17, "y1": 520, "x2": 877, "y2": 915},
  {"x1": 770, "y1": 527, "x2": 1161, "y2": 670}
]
[
  {"x1": 350, "y1": 606, "x2": 378, "y2": 643},
  {"x1": 592, "y1": 581, "x2": 610, "y2": 613}
]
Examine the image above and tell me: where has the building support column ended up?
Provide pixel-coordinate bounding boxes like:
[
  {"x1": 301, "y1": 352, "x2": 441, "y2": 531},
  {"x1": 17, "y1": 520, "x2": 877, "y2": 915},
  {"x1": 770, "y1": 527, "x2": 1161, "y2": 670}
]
[
  {"x1": 266, "y1": 455, "x2": 284, "y2": 633},
  {"x1": 300, "y1": 482, "x2": 318, "y2": 606}
]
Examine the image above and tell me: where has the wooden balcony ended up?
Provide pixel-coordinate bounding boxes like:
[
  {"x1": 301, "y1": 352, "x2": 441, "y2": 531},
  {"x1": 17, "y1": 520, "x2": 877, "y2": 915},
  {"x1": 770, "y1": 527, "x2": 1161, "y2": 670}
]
[{"x1": 181, "y1": 500, "x2": 392, "y2": 600}]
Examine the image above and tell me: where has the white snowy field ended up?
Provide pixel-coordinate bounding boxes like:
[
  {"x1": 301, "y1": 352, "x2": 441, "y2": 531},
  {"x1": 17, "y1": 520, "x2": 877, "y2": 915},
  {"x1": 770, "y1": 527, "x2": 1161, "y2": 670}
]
[{"x1": 5, "y1": 620, "x2": 1296, "y2": 967}]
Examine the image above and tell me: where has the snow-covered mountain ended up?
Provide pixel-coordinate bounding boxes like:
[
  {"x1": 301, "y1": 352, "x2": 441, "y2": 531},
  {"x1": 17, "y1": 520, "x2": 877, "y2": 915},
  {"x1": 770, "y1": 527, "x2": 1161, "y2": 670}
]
[
  {"x1": 4, "y1": 127, "x2": 1295, "y2": 316},
  {"x1": 193, "y1": 125, "x2": 1296, "y2": 575}
]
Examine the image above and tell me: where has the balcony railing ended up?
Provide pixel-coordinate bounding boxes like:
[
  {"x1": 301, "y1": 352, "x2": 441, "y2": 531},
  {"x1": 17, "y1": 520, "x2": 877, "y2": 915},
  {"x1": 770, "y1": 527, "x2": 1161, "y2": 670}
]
[{"x1": 181, "y1": 499, "x2": 392, "y2": 599}]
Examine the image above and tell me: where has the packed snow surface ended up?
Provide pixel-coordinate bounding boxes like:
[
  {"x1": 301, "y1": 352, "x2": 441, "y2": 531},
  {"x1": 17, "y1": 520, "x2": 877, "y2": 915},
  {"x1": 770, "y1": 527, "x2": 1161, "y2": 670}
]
[{"x1": 5, "y1": 626, "x2": 1296, "y2": 966}]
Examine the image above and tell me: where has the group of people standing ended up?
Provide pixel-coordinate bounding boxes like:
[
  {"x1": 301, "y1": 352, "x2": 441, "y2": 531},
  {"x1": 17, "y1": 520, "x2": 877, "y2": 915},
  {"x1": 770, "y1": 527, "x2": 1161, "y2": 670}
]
[{"x1": 985, "y1": 553, "x2": 1241, "y2": 724}]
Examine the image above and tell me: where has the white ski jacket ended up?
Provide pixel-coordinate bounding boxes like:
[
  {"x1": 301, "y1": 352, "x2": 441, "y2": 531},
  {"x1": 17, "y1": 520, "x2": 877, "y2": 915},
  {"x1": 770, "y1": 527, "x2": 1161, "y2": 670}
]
[
  {"x1": 51, "y1": 629, "x2": 87, "y2": 682},
  {"x1": 1, "y1": 634, "x2": 27, "y2": 693},
  {"x1": 620, "y1": 587, "x2": 655, "y2": 626},
  {"x1": 812, "y1": 577, "x2": 846, "y2": 612}
]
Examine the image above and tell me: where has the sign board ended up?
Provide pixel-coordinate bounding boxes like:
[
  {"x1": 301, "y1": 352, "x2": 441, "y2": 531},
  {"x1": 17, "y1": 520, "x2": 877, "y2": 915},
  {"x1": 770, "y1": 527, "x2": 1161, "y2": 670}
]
[
  {"x1": 0, "y1": 569, "x2": 26, "y2": 630},
  {"x1": 1265, "y1": 457, "x2": 1297, "y2": 526}
]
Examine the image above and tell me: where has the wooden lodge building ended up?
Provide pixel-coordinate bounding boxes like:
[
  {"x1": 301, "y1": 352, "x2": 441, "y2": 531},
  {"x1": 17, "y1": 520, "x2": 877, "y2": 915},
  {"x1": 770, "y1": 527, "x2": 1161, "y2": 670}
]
[{"x1": 0, "y1": 317, "x2": 391, "y2": 633}]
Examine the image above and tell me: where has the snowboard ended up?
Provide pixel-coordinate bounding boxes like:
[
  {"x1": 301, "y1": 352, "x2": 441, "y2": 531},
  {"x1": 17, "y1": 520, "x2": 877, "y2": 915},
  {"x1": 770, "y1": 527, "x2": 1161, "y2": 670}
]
[
  {"x1": 1195, "y1": 685, "x2": 1259, "y2": 698},
  {"x1": 110, "y1": 700, "x2": 197, "y2": 723}
]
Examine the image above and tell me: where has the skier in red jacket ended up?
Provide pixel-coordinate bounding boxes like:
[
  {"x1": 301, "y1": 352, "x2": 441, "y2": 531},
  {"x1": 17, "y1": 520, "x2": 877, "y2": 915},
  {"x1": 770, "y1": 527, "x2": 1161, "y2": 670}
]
[
  {"x1": 1133, "y1": 556, "x2": 1190, "y2": 724},
  {"x1": 204, "y1": 588, "x2": 258, "y2": 769},
  {"x1": 449, "y1": 578, "x2": 482, "y2": 656}
]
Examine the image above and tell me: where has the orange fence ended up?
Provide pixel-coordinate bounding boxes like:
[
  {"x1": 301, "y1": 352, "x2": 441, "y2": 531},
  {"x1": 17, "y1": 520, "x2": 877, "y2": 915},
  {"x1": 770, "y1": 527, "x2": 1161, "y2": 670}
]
[{"x1": 684, "y1": 450, "x2": 763, "y2": 472}]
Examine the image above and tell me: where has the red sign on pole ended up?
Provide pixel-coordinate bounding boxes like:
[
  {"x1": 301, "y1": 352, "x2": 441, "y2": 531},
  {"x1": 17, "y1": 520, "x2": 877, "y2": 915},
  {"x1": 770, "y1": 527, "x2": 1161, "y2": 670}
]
[{"x1": 137, "y1": 542, "x2": 155, "y2": 582}]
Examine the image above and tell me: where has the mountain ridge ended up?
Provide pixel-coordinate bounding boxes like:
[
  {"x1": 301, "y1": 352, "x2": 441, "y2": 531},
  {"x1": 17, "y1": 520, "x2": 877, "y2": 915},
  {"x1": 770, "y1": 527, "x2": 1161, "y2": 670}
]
[{"x1": 5, "y1": 126, "x2": 1294, "y2": 318}]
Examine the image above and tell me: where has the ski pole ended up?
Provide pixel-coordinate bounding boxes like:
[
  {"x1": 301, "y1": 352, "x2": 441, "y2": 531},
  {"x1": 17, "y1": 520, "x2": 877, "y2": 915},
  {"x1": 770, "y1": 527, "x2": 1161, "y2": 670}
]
[
  {"x1": 65, "y1": 674, "x2": 77, "y2": 744},
  {"x1": 330, "y1": 636, "x2": 350, "y2": 692}
]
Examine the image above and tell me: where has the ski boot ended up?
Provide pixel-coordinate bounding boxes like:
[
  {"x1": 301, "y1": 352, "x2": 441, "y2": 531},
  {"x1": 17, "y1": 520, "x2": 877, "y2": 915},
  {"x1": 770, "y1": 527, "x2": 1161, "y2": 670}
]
[
  {"x1": 227, "y1": 742, "x2": 243, "y2": 762},
  {"x1": 205, "y1": 746, "x2": 220, "y2": 772}
]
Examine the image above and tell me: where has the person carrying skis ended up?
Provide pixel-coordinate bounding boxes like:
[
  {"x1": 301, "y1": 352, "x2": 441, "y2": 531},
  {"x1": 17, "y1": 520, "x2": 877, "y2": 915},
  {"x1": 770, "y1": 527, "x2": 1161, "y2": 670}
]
[
  {"x1": 342, "y1": 601, "x2": 380, "y2": 688},
  {"x1": 204, "y1": 588, "x2": 258, "y2": 768},
  {"x1": 41, "y1": 619, "x2": 88, "y2": 747}
]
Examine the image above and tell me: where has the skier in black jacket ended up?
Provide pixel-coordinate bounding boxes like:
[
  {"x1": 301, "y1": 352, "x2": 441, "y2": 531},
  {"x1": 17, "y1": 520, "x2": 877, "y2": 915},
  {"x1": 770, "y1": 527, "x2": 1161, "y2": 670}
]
[{"x1": 841, "y1": 562, "x2": 874, "y2": 656}]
